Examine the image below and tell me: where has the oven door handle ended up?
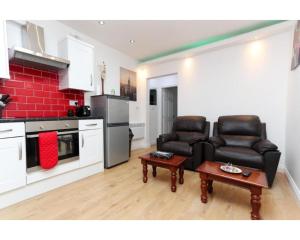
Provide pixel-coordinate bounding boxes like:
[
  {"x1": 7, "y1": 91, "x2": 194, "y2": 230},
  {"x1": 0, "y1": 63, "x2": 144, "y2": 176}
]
[
  {"x1": 26, "y1": 130, "x2": 79, "y2": 138},
  {"x1": 57, "y1": 130, "x2": 79, "y2": 136}
]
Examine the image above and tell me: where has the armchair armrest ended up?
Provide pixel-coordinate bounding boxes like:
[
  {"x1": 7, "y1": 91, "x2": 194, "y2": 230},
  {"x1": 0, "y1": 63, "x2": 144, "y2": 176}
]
[
  {"x1": 188, "y1": 137, "x2": 206, "y2": 145},
  {"x1": 204, "y1": 121, "x2": 210, "y2": 139},
  {"x1": 253, "y1": 139, "x2": 278, "y2": 154},
  {"x1": 209, "y1": 136, "x2": 225, "y2": 148},
  {"x1": 157, "y1": 133, "x2": 177, "y2": 144}
]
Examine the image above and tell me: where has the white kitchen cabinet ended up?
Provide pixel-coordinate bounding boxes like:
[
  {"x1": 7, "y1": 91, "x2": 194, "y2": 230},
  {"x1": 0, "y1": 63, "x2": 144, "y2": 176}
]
[
  {"x1": 79, "y1": 120, "x2": 103, "y2": 168},
  {"x1": 0, "y1": 20, "x2": 10, "y2": 80},
  {"x1": 58, "y1": 36, "x2": 94, "y2": 91},
  {"x1": 0, "y1": 123, "x2": 26, "y2": 194}
]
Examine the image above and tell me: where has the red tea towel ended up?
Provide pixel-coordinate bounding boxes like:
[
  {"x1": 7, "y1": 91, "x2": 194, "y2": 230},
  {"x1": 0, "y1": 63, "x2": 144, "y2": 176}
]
[{"x1": 39, "y1": 131, "x2": 58, "y2": 169}]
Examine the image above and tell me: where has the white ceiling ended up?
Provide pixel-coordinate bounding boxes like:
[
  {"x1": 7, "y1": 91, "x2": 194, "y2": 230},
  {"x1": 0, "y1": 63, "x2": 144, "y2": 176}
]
[{"x1": 61, "y1": 20, "x2": 264, "y2": 61}]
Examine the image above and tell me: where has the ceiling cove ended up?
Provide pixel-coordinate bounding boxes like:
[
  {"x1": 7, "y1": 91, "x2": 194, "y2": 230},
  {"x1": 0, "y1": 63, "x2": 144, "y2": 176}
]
[{"x1": 139, "y1": 20, "x2": 285, "y2": 63}]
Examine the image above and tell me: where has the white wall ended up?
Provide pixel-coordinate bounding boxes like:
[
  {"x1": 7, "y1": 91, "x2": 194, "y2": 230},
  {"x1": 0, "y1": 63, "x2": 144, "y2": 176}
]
[
  {"x1": 138, "y1": 30, "x2": 293, "y2": 168},
  {"x1": 286, "y1": 66, "x2": 300, "y2": 198},
  {"x1": 6, "y1": 20, "x2": 139, "y2": 123}
]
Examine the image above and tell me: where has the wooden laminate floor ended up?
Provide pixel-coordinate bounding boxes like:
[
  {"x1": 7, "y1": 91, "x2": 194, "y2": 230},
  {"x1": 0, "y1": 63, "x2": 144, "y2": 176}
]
[{"x1": 0, "y1": 147, "x2": 299, "y2": 220}]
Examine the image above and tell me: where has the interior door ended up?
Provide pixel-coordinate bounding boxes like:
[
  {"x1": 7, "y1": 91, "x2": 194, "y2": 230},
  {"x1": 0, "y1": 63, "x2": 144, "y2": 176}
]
[
  {"x1": 149, "y1": 105, "x2": 158, "y2": 145},
  {"x1": 162, "y1": 87, "x2": 177, "y2": 134},
  {"x1": 162, "y1": 88, "x2": 168, "y2": 134}
]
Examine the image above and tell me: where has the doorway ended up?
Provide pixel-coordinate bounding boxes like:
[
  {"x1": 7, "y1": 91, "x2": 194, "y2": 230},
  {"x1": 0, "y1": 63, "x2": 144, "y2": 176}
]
[
  {"x1": 162, "y1": 87, "x2": 178, "y2": 134},
  {"x1": 148, "y1": 74, "x2": 178, "y2": 145}
]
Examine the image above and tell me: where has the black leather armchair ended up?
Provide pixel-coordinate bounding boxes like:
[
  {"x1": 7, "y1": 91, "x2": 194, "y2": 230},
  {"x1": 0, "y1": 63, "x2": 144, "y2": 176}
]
[
  {"x1": 157, "y1": 116, "x2": 210, "y2": 170},
  {"x1": 204, "y1": 115, "x2": 281, "y2": 187}
]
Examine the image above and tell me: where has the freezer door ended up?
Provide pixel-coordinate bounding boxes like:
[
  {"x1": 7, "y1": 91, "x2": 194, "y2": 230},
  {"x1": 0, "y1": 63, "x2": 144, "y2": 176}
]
[
  {"x1": 107, "y1": 98, "x2": 129, "y2": 124},
  {"x1": 106, "y1": 125, "x2": 129, "y2": 167}
]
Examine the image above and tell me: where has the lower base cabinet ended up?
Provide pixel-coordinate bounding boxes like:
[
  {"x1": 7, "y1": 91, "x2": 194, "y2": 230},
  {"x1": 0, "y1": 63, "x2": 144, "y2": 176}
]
[
  {"x1": 0, "y1": 137, "x2": 26, "y2": 194},
  {"x1": 79, "y1": 120, "x2": 104, "y2": 168},
  {"x1": 0, "y1": 120, "x2": 104, "y2": 209}
]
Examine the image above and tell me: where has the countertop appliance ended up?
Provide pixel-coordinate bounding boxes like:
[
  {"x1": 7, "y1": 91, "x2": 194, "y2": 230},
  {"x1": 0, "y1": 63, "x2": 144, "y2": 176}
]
[
  {"x1": 25, "y1": 120, "x2": 79, "y2": 172},
  {"x1": 0, "y1": 94, "x2": 12, "y2": 118},
  {"x1": 76, "y1": 105, "x2": 91, "y2": 117},
  {"x1": 91, "y1": 95, "x2": 129, "y2": 168}
]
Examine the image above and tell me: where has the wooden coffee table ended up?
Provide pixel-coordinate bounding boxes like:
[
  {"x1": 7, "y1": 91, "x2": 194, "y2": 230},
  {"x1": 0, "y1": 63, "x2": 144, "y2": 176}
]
[
  {"x1": 139, "y1": 153, "x2": 187, "y2": 192},
  {"x1": 196, "y1": 161, "x2": 268, "y2": 220}
]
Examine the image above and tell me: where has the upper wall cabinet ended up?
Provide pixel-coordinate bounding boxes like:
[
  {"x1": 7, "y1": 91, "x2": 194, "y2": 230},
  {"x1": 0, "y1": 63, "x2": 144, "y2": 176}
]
[
  {"x1": 58, "y1": 36, "x2": 94, "y2": 91},
  {"x1": 0, "y1": 21, "x2": 10, "y2": 80}
]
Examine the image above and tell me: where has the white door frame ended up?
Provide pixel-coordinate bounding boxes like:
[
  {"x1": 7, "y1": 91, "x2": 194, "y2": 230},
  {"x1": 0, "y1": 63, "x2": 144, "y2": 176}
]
[{"x1": 146, "y1": 73, "x2": 178, "y2": 147}]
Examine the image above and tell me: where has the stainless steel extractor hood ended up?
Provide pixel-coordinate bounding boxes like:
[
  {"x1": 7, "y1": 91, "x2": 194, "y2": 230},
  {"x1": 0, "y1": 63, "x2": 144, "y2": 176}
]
[{"x1": 9, "y1": 22, "x2": 70, "y2": 71}]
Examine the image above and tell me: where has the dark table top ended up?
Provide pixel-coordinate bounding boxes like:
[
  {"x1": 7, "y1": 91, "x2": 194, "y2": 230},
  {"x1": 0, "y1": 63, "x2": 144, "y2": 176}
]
[
  {"x1": 0, "y1": 116, "x2": 103, "y2": 123},
  {"x1": 139, "y1": 153, "x2": 187, "y2": 167},
  {"x1": 196, "y1": 161, "x2": 268, "y2": 188}
]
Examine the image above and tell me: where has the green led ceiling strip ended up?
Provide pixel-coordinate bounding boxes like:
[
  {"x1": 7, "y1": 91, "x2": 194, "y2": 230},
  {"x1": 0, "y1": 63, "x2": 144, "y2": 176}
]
[{"x1": 139, "y1": 20, "x2": 285, "y2": 63}]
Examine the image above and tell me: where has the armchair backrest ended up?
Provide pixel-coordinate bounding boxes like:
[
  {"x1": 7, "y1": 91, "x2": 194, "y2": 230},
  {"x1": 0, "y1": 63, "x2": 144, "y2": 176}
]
[
  {"x1": 213, "y1": 115, "x2": 266, "y2": 148},
  {"x1": 172, "y1": 116, "x2": 208, "y2": 142}
]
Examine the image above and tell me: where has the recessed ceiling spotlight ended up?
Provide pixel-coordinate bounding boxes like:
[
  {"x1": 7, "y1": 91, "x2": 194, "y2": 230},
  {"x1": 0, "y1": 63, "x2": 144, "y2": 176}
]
[
  {"x1": 98, "y1": 20, "x2": 105, "y2": 25},
  {"x1": 129, "y1": 39, "x2": 135, "y2": 44}
]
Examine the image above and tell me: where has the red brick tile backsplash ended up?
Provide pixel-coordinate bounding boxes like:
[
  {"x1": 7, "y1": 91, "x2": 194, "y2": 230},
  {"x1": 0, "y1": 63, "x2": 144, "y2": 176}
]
[{"x1": 0, "y1": 64, "x2": 84, "y2": 118}]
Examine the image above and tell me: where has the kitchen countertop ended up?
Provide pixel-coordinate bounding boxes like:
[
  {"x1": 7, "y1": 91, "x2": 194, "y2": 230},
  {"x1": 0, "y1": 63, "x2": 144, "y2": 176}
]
[{"x1": 0, "y1": 116, "x2": 103, "y2": 123}]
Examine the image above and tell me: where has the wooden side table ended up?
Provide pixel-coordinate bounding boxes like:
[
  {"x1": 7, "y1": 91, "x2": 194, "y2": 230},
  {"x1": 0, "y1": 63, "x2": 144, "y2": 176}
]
[
  {"x1": 139, "y1": 154, "x2": 187, "y2": 192},
  {"x1": 196, "y1": 161, "x2": 268, "y2": 220}
]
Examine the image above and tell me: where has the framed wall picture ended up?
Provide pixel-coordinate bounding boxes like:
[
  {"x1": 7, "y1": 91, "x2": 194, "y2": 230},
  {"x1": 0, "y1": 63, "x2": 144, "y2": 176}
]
[
  {"x1": 120, "y1": 67, "x2": 137, "y2": 101},
  {"x1": 291, "y1": 20, "x2": 300, "y2": 70}
]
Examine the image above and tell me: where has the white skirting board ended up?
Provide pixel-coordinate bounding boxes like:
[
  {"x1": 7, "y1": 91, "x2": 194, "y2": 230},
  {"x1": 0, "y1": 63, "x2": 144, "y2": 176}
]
[
  {"x1": 284, "y1": 167, "x2": 300, "y2": 202},
  {"x1": 0, "y1": 163, "x2": 104, "y2": 209}
]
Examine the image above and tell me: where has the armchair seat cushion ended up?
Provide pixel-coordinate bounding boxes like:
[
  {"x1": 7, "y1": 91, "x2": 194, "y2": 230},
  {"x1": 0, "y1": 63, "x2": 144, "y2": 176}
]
[
  {"x1": 215, "y1": 146, "x2": 264, "y2": 169},
  {"x1": 160, "y1": 141, "x2": 193, "y2": 156}
]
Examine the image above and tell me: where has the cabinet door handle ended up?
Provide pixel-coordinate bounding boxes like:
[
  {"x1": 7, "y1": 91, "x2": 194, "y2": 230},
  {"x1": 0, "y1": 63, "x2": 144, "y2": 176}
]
[
  {"x1": 18, "y1": 142, "x2": 22, "y2": 160},
  {"x1": 0, "y1": 129, "x2": 13, "y2": 133},
  {"x1": 90, "y1": 74, "x2": 93, "y2": 87},
  {"x1": 86, "y1": 123, "x2": 97, "y2": 127},
  {"x1": 82, "y1": 134, "x2": 84, "y2": 148}
]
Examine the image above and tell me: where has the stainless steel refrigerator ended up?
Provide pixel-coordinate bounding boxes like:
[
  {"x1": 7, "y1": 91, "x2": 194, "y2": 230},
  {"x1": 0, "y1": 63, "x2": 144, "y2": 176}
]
[{"x1": 91, "y1": 95, "x2": 129, "y2": 168}]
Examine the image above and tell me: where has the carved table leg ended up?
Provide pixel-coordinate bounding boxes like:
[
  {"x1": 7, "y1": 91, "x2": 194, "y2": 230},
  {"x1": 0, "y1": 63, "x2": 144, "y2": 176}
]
[
  {"x1": 179, "y1": 165, "x2": 184, "y2": 184},
  {"x1": 171, "y1": 168, "x2": 177, "y2": 192},
  {"x1": 200, "y1": 173, "x2": 208, "y2": 203},
  {"x1": 207, "y1": 180, "x2": 213, "y2": 194},
  {"x1": 250, "y1": 187, "x2": 262, "y2": 220},
  {"x1": 152, "y1": 165, "x2": 157, "y2": 177},
  {"x1": 142, "y1": 162, "x2": 148, "y2": 183}
]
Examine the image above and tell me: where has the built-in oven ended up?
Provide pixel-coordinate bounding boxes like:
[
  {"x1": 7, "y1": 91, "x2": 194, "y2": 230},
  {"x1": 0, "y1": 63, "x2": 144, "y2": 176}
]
[{"x1": 25, "y1": 120, "x2": 79, "y2": 172}]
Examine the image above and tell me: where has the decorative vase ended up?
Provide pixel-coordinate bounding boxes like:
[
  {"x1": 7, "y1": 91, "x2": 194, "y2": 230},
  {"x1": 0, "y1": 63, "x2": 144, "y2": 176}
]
[{"x1": 100, "y1": 61, "x2": 106, "y2": 95}]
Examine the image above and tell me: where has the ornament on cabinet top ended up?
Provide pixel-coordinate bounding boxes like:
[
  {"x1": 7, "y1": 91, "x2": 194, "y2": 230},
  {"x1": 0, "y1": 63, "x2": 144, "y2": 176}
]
[{"x1": 100, "y1": 61, "x2": 106, "y2": 95}]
